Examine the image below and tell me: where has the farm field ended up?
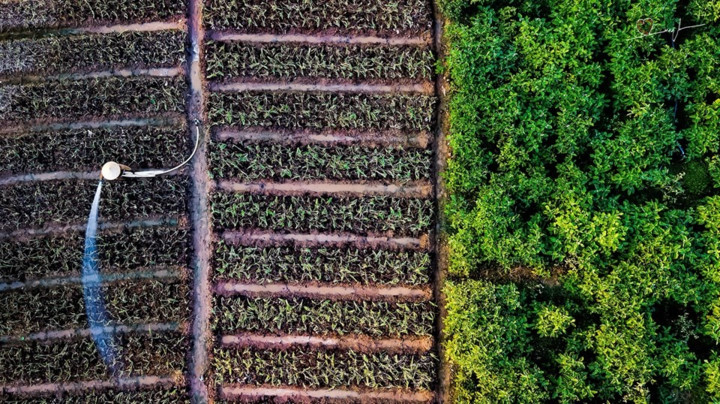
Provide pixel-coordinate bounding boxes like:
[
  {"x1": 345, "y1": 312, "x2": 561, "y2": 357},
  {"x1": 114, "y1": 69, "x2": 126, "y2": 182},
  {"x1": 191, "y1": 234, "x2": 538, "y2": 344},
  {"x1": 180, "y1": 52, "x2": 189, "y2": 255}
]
[{"x1": 0, "y1": 0, "x2": 443, "y2": 403}]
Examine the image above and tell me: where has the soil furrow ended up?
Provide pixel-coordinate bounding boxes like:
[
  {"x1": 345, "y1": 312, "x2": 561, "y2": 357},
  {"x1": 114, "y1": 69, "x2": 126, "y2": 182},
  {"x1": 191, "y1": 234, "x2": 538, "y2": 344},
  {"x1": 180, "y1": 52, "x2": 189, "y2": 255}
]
[
  {"x1": 219, "y1": 385, "x2": 434, "y2": 403},
  {"x1": 215, "y1": 128, "x2": 432, "y2": 148},
  {"x1": 0, "y1": 171, "x2": 99, "y2": 187},
  {"x1": 220, "y1": 334, "x2": 433, "y2": 354},
  {"x1": 0, "y1": 375, "x2": 181, "y2": 396},
  {"x1": 208, "y1": 31, "x2": 432, "y2": 46},
  {"x1": 0, "y1": 216, "x2": 184, "y2": 241},
  {"x1": 0, "y1": 322, "x2": 186, "y2": 344},
  {"x1": 222, "y1": 230, "x2": 430, "y2": 251},
  {"x1": 1, "y1": 67, "x2": 184, "y2": 84},
  {"x1": 70, "y1": 20, "x2": 187, "y2": 34},
  {"x1": 214, "y1": 282, "x2": 432, "y2": 302},
  {"x1": 0, "y1": 116, "x2": 185, "y2": 136},
  {"x1": 209, "y1": 80, "x2": 434, "y2": 95},
  {"x1": 0, "y1": 266, "x2": 185, "y2": 292},
  {"x1": 216, "y1": 180, "x2": 433, "y2": 198}
]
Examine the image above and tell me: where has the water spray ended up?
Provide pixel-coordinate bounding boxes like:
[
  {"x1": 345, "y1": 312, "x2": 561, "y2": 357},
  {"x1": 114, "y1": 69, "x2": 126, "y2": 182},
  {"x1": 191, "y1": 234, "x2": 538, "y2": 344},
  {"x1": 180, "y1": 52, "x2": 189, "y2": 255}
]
[{"x1": 83, "y1": 121, "x2": 202, "y2": 374}]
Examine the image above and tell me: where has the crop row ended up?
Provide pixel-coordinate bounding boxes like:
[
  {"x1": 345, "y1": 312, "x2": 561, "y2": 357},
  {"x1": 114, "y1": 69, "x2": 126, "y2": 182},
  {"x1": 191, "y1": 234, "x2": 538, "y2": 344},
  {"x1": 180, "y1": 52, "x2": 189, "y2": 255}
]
[
  {"x1": 0, "y1": 0, "x2": 185, "y2": 33},
  {"x1": 214, "y1": 242, "x2": 431, "y2": 285},
  {"x1": 1, "y1": 125, "x2": 188, "y2": 176},
  {"x1": 211, "y1": 193, "x2": 434, "y2": 236},
  {"x1": 0, "y1": 279, "x2": 189, "y2": 336},
  {"x1": 209, "y1": 141, "x2": 432, "y2": 181},
  {"x1": 0, "y1": 332, "x2": 186, "y2": 384},
  {"x1": 214, "y1": 296, "x2": 434, "y2": 337},
  {"x1": 0, "y1": 226, "x2": 189, "y2": 283},
  {"x1": 0, "y1": 178, "x2": 187, "y2": 231},
  {"x1": 0, "y1": 76, "x2": 186, "y2": 125},
  {"x1": 0, "y1": 31, "x2": 185, "y2": 79},
  {"x1": 203, "y1": 0, "x2": 432, "y2": 34},
  {"x1": 206, "y1": 42, "x2": 434, "y2": 81},
  {"x1": 214, "y1": 347, "x2": 436, "y2": 390},
  {"x1": 209, "y1": 92, "x2": 436, "y2": 132},
  {"x1": 0, "y1": 389, "x2": 190, "y2": 404}
]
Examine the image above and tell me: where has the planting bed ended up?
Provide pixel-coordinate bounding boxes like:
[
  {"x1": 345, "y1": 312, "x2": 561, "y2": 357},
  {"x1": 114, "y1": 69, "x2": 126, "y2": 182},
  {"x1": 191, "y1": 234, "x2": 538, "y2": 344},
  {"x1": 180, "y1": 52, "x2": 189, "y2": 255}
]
[{"x1": 0, "y1": 0, "x2": 442, "y2": 401}]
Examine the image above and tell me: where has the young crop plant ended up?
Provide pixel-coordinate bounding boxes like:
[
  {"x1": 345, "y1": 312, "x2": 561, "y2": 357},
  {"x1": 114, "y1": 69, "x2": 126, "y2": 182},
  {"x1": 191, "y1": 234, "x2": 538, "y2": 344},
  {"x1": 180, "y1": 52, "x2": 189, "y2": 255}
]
[
  {"x1": 209, "y1": 141, "x2": 432, "y2": 181},
  {"x1": 0, "y1": 0, "x2": 185, "y2": 32},
  {"x1": 213, "y1": 346, "x2": 437, "y2": 390},
  {"x1": 440, "y1": 0, "x2": 720, "y2": 401},
  {"x1": 0, "y1": 178, "x2": 188, "y2": 231},
  {"x1": 211, "y1": 193, "x2": 434, "y2": 236},
  {"x1": 205, "y1": 42, "x2": 435, "y2": 81},
  {"x1": 0, "y1": 279, "x2": 189, "y2": 336},
  {"x1": 209, "y1": 92, "x2": 436, "y2": 132},
  {"x1": 0, "y1": 31, "x2": 185, "y2": 79},
  {"x1": 0, "y1": 226, "x2": 189, "y2": 282},
  {"x1": 0, "y1": 332, "x2": 187, "y2": 383},
  {"x1": 203, "y1": 0, "x2": 433, "y2": 35},
  {"x1": 213, "y1": 242, "x2": 431, "y2": 285},
  {"x1": 1, "y1": 125, "x2": 189, "y2": 175},
  {"x1": 0, "y1": 76, "x2": 186, "y2": 126},
  {"x1": 214, "y1": 296, "x2": 435, "y2": 337}
]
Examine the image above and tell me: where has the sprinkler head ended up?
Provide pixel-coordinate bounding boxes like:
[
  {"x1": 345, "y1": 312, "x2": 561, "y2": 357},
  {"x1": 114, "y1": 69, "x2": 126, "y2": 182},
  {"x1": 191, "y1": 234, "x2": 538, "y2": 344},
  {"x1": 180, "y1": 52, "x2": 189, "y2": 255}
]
[{"x1": 101, "y1": 162, "x2": 129, "y2": 181}]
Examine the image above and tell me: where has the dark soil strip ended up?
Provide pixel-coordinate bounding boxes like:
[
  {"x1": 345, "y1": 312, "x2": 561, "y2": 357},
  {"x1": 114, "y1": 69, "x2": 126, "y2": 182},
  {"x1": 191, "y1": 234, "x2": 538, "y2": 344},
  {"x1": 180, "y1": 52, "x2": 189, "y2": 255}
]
[
  {"x1": 0, "y1": 332, "x2": 187, "y2": 384},
  {"x1": 208, "y1": 92, "x2": 436, "y2": 132},
  {"x1": 211, "y1": 193, "x2": 434, "y2": 238},
  {"x1": 0, "y1": 322, "x2": 185, "y2": 344},
  {"x1": 214, "y1": 282, "x2": 432, "y2": 302},
  {"x1": 223, "y1": 229, "x2": 430, "y2": 251},
  {"x1": 213, "y1": 346, "x2": 436, "y2": 390},
  {"x1": 209, "y1": 80, "x2": 435, "y2": 95},
  {"x1": 0, "y1": 0, "x2": 185, "y2": 34},
  {"x1": 187, "y1": 0, "x2": 212, "y2": 401},
  {"x1": 0, "y1": 266, "x2": 185, "y2": 292},
  {"x1": 216, "y1": 180, "x2": 433, "y2": 199},
  {"x1": 214, "y1": 296, "x2": 435, "y2": 336},
  {"x1": 220, "y1": 384, "x2": 434, "y2": 403},
  {"x1": 0, "y1": 76, "x2": 186, "y2": 127},
  {"x1": 0, "y1": 279, "x2": 190, "y2": 337},
  {"x1": 212, "y1": 242, "x2": 431, "y2": 286},
  {"x1": 0, "y1": 31, "x2": 185, "y2": 80},
  {"x1": 0, "y1": 177, "x2": 188, "y2": 232},
  {"x1": 0, "y1": 226, "x2": 188, "y2": 283},
  {"x1": 215, "y1": 128, "x2": 432, "y2": 148},
  {"x1": 203, "y1": 0, "x2": 432, "y2": 36},
  {"x1": 1, "y1": 375, "x2": 182, "y2": 399},
  {"x1": 0, "y1": 216, "x2": 183, "y2": 241},
  {"x1": 209, "y1": 140, "x2": 433, "y2": 182},
  {"x1": 0, "y1": 124, "x2": 188, "y2": 177},
  {"x1": 209, "y1": 31, "x2": 432, "y2": 46},
  {"x1": 205, "y1": 41, "x2": 434, "y2": 81},
  {"x1": 221, "y1": 334, "x2": 433, "y2": 355}
]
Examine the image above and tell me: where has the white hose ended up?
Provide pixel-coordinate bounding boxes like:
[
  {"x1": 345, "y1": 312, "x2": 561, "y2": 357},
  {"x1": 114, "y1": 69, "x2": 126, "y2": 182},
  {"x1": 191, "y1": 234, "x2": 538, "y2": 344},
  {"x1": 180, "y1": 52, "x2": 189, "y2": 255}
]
[{"x1": 122, "y1": 124, "x2": 201, "y2": 178}]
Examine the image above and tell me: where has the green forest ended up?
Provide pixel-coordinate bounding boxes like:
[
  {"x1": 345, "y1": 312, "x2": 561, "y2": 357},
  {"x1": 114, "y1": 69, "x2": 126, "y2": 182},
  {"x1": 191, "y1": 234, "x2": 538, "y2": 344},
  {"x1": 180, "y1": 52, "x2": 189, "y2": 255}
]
[{"x1": 439, "y1": 0, "x2": 720, "y2": 402}]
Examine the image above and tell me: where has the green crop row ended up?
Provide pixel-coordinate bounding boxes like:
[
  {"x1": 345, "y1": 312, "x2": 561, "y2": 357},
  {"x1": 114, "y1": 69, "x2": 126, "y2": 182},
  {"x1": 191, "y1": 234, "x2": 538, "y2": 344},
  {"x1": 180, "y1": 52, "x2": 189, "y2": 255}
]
[
  {"x1": 0, "y1": 226, "x2": 189, "y2": 282},
  {"x1": 0, "y1": 76, "x2": 186, "y2": 125},
  {"x1": 0, "y1": 31, "x2": 185, "y2": 79},
  {"x1": 211, "y1": 193, "x2": 433, "y2": 236},
  {"x1": 0, "y1": 332, "x2": 186, "y2": 384},
  {"x1": 440, "y1": 0, "x2": 720, "y2": 402},
  {"x1": 206, "y1": 41, "x2": 434, "y2": 81},
  {"x1": 0, "y1": 178, "x2": 187, "y2": 231},
  {"x1": 0, "y1": 389, "x2": 190, "y2": 404},
  {"x1": 209, "y1": 92, "x2": 436, "y2": 132},
  {"x1": 209, "y1": 141, "x2": 432, "y2": 181},
  {"x1": 0, "y1": 279, "x2": 189, "y2": 336},
  {"x1": 214, "y1": 296, "x2": 435, "y2": 337},
  {"x1": 0, "y1": 0, "x2": 185, "y2": 33},
  {"x1": 1, "y1": 125, "x2": 188, "y2": 175},
  {"x1": 204, "y1": 0, "x2": 432, "y2": 34},
  {"x1": 214, "y1": 242, "x2": 431, "y2": 285},
  {"x1": 214, "y1": 347, "x2": 436, "y2": 389}
]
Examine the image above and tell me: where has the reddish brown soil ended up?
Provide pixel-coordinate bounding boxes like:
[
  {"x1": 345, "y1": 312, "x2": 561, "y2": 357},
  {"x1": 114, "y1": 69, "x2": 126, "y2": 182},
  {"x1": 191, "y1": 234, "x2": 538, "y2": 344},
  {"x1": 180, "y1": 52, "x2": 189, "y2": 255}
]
[
  {"x1": 222, "y1": 229, "x2": 431, "y2": 251},
  {"x1": 215, "y1": 180, "x2": 433, "y2": 199},
  {"x1": 220, "y1": 333, "x2": 433, "y2": 355},
  {"x1": 209, "y1": 79, "x2": 434, "y2": 95},
  {"x1": 220, "y1": 384, "x2": 434, "y2": 403},
  {"x1": 208, "y1": 31, "x2": 432, "y2": 46}
]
